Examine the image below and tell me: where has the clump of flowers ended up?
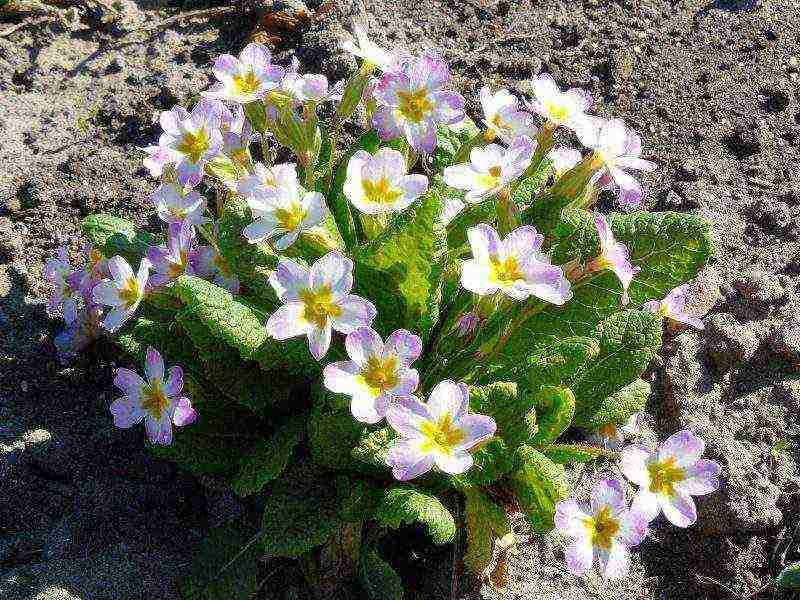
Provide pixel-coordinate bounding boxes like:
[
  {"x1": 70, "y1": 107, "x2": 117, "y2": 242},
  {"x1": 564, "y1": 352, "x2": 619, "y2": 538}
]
[{"x1": 48, "y1": 28, "x2": 719, "y2": 598}]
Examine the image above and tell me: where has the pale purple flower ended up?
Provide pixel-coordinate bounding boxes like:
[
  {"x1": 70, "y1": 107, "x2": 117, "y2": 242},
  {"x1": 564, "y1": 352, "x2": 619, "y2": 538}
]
[
  {"x1": 525, "y1": 73, "x2": 594, "y2": 133},
  {"x1": 343, "y1": 147, "x2": 428, "y2": 215},
  {"x1": 590, "y1": 213, "x2": 640, "y2": 305},
  {"x1": 443, "y1": 136, "x2": 536, "y2": 203},
  {"x1": 643, "y1": 285, "x2": 705, "y2": 330},
  {"x1": 384, "y1": 380, "x2": 496, "y2": 480},
  {"x1": 555, "y1": 479, "x2": 649, "y2": 580},
  {"x1": 479, "y1": 86, "x2": 538, "y2": 144},
  {"x1": 219, "y1": 103, "x2": 255, "y2": 162},
  {"x1": 92, "y1": 256, "x2": 151, "y2": 332},
  {"x1": 323, "y1": 327, "x2": 422, "y2": 424},
  {"x1": 281, "y1": 69, "x2": 330, "y2": 103},
  {"x1": 340, "y1": 23, "x2": 400, "y2": 71},
  {"x1": 461, "y1": 224, "x2": 572, "y2": 304},
  {"x1": 372, "y1": 51, "x2": 466, "y2": 153},
  {"x1": 588, "y1": 413, "x2": 640, "y2": 452},
  {"x1": 143, "y1": 99, "x2": 224, "y2": 188},
  {"x1": 548, "y1": 146, "x2": 582, "y2": 179},
  {"x1": 202, "y1": 43, "x2": 284, "y2": 104},
  {"x1": 147, "y1": 221, "x2": 197, "y2": 288},
  {"x1": 44, "y1": 247, "x2": 80, "y2": 318},
  {"x1": 621, "y1": 430, "x2": 721, "y2": 528},
  {"x1": 111, "y1": 347, "x2": 197, "y2": 446},
  {"x1": 577, "y1": 118, "x2": 657, "y2": 210},
  {"x1": 191, "y1": 245, "x2": 240, "y2": 294},
  {"x1": 55, "y1": 305, "x2": 103, "y2": 361},
  {"x1": 237, "y1": 162, "x2": 300, "y2": 202},
  {"x1": 266, "y1": 252, "x2": 377, "y2": 360},
  {"x1": 150, "y1": 182, "x2": 207, "y2": 226},
  {"x1": 243, "y1": 182, "x2": 327, "y2": 251},
  {"x1": 457, "y1": 311, "x2": 479, "y2": 337}
]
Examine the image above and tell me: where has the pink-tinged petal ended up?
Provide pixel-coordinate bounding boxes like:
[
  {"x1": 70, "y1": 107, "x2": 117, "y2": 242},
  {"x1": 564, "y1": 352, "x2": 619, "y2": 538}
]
[
  {"x1": 403, "y1": 118, "x2": 437, "y2": 154},
  {"x1": 400, "y1": 174, "x2": 428, "y2": 202},
  {"x1": 620, "y1": 444, "x2": 654, "y2": 488},
  {"x1": 385, "y1": 329, "x2": 422, "y2": 364},
  {"x1": 240, "y1": 43, "x2": 272, "y2": 68},
  {"x1": 144, "y1": 347, "x2": 164, "y2": 384},
  {"x1": 431, "y1": 90, "x2": 466, "y2": 124},
  {"x1": 467, "y1": 224, "x2": 503, "y2": 263},
  {"x1": 373, "y1": 105, "x2": 402, "y2": 141},
  {"x1": 674, "y1": 314, "x2": 705, "y2": 330},
  {"x1": 372, "y1": 147, "x2": 407, "y2": 179},
  {"x1": 622, "y1": 128, "x2": 643, "y2": 158},
  {"x1": 107, "y1": 255, "x2": 134, "y2": 283},
  {"x1": 616, "y1": 157, "x2": 657, "y2": 172},
  {"x1": 548, "y1": 146, "x2": 583, "y2": 176},
  {"x1": 563, "y1": 537, "x2": 594, "y2": 576},
  {"x1": 269, "y1": 258, "x2": 309, "y2": 302},
  {"x1": 470, "y1": 144, "x2": 505, "y2": 172},
  {"x1": 565, "y1": 87, "x2": 594, "y2": 112},
  {"x1": 243, "y1": 217, "x2": 281, "y2": 244},
  {"x1": 159, "y1": 107, "x2": 188, "y2": 136},
  {"x1": 657, "y1": 430, "x2": 705, "y2": 468},
  {"x1": 642, "y1": 300, "x2": 661, "y2": 313},
  {"x1": 323, "y1": 360, "x2": 361, "y2": 394},
  {"x1": 331, "y1": 295, "x2": 377, "y2": 334},
  {"x1": 518, "y1": 258, "x2": 573, "y2": 305},
  {"x1": 504, "y1": 225, "x2": 544, "y2": 259},
  {"x1": 93, "y1": 281, "x2": 121, "y2": 307},
  {"x1": 433, "y1": 450, "x2": 473, "y2": 475},
  {"x1": 385, "y1": 395, "x2": 430, "y2": 437},
  {"x1": 530, "y1": 72, "x2": 561, "y2": 103},
  {"x1": 460, "y1": 260, "x2": 497, "y2": 296},
  {"x1": 274, "y1": 230, "x2": 301, "y2": 252},
  {"x1": 163, "y1": 366, "x2": 184, "y2": 397},
  {"x1": 176, "y1": 160, "x2": 205, "y2": 188},
  {"x1": 266, "y1": 302, "x2": 310, "y2": 340},
  {"x1": 351, "y1": 393, "x2": 384, "y2": 424},
  {"x1": 172, "y1": 397, "x2": 197, "y2": 426},
  {"x1": 555, "y1": 498, "x2": 593, "y2": 538},
  {"x1": 103, "y1": 308, "x2": 131, "y2": 332},
  {"x1": 631, "y1": 490, "x2": 661, "y2": 523},
  {"x1": 308, "y1": 323, "x2": 332, "y2": 360},
  {"x1": 598, "y1": 119, "x2": 630, "y2": 158},
  {"x1": 414, "y1": 51, "x2": 450, "y2": 90},
  {"x1": 145, "y1": 415, "x2": 173, "y2": 446},
  {"x1": 503, "y1": 135, "x2": 536, "y2": 179},
  {"x1": 659, "y1": 489, "x2": 697, "y2": 528},
  {"x1": 386, "y1": 441, "x2": 434, "y2": 481},
  {"x1": 427, "y1": 380, "x2": 469, "y2": 422},
  {"x1": 590, "y1": 478, "x2": 626, "y2": 516},
  {"x1": 392, "y1": 367, "x2": 419, "y2": 396},
  {"x1": 454, "y1": 414, "x2": 496, "y2": 451},
  {"x1": 597, "y1": 542, "x2": 631, "y2": 581},
  {"x1": 310, "y1": 251, "x2": 354, "y2": 295},
  {"x1": 110, "y1": 396, "x2": 145, "y2": 428},
  {"x1": 212, "y1": 54, "x2": 239, "y2": 80},
  {"x1": 345, "y1": 326, "x2": 385, "y2": 367},
  {"x1": 617, "y1": 510, "x2": 649, "y2": 547},
  {"x1": 442, "y1": 164, "x2": 480, "y2": 193},
  {"x1": 678, "y1": 459, "x2": 721, "y2": 495}
]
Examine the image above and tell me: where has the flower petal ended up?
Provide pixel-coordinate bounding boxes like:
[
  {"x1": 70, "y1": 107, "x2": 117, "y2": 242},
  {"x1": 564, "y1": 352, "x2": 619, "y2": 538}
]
[
  {"x1": 426, "y1": 380, "x2": 469, "y2": 422},
  {"x1": 563, "y1": 537, "x2": 593, "y2": 576},
  {"x1": 659, "y1": 489, "x2": 697, "y2": 528},
  {"x1": 345, "y1": 326, "x2": 384, "y2": 367},
  {"x1": 555, "y1": 498, "x2": 593, "y2": 538},
  {"x1": 385, "y1": 395, "x2": 430, "y2": 438},
  {"x1": 266, "y1": 302, "x2": 310, "y2": 340},
  {"x1": 620, "y1": 444, "x2": 653, "y2": 488},
  {"x1": 386, "y1": 441, "x2": 434, "y2": 481},
  {"x1": 331, "y1": 295, "x2": 377, "y2": 334},
  {"x1": 144, "y1": 347, "x2": 164, "y2": 384},
  {"x1": 310, "y1": 251, "x2": 354, "y2": 296},
  {"x1": 453, "y1": 414, "x2": 496, "y2": 451},
  {"x1": 110, "y1": 396, "x2": 145, "y2": 428},
  {"x1": 384, "y1": 329, "x2": 422, "y2": 364},
  {"x1": 678, "y1": 459, "x2": 721, "y2": 495},
  {"x1": 163, "y1": 366, "x2": 184, "y2": 397},
  {"x1": 597, "y1": 542, "x2": 631, "y2": 581},
  {"x1": 145, "y1": 415, "x2": 173, "y2": 446},
  {"x1": 172, "y1": 397, "x2": 197, "y2": 426},
  {"x1": 433, "y1": 450, "x2": 473, "y2": 475},
  {"x1": 657, "y1": 430, "x2": 705, "y2": 468},
  {"x1": 269, "y1": 258, "x2": 309, "y2": 302},
  {"x1": 308, "y1": 322, "x2": 332, "y2": 360},
  {"x1": 114, "y1": 368, "x2": 146, "y2": 396},
  {"x1": 323, "y1": 360, "x2": 362, "y2": 394},
  {"x1": 617, "y1": 510, "x2": 649, "y2": 547},
  {"x1": 631, "y1": 490, "x2": 661, "y2": 523},
  {"x1": 590, "y1": 478, "x2": 626, "y2": 516}
]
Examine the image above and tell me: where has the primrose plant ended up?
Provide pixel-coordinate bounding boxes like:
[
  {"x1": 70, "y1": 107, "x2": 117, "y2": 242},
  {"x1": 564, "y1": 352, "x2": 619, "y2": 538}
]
[{"x1": 48, "y1": 27, "x2": 720, "y2": 598}]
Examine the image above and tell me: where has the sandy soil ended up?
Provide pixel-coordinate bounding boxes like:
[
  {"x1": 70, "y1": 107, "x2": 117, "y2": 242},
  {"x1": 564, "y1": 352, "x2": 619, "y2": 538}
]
[{"x1": 1, "y1": 0, "x2": 799, "y2": 598}]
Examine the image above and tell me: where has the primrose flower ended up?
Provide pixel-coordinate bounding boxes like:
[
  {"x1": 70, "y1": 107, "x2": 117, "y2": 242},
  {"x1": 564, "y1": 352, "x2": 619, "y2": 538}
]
[
  {"x1": 343, "y1": 147, "x2": 428, "y2": 215},
  {"x1": 457, "y1": 311, "x2": 479, "y2": 337},
  {"x1": 323, "y1": 327, "x2": 422, "y2": 424},
  {"x1": 372, "y1": 51, "x2": 465, "y2": 153},
  {"x1": 643, "y1": 285, "x2": 705, "y2": 330},
  {"x1": 55, "y1": 305, "x2": 103, "y2": 361},
  {"x1": 577, "y1": 118, "x2": 657, "y2": 210},
  {"x1": 243, "y1": 183, "x2": 327, "y2": 251},
  {"x1": 621, "y1": 430, "x2": 721, "y2": 528},
  {"x1": 143, "y1": 100, "x2": 223, "y2": 188},
  {"x1": 590, "y1": 213, "x2": 640, "y2": 305},
  {"x1": 150, "y1": 182, "x2": 207, "y2": 226},
  {"x1": 147, "y1": 221, "x2": 197, "y2": 288},
  {"x1": 443, "y1": 136, "x2": 536, "y2": 203},
  {"x1": 220, "y1": 104, "x2": 254, "y2": 163},
  {"x1": 44, "y1": 247, "x2": 80, "y2": 318},
  {"x1": 266, "y1": 252, "x2": 377, "y2": 360},
  {"x1": 341, "y1": 23, "x2": 398, "y2": 71},
  {"x1": 203, "y1": 43, "x2": 284, "y2": 104},
  {"x1": 237, "y1": 162, "x2": 300, "y2": 202},
  {"x1": 588, "y1": 414, "x2": 640, "y2": 451},
  {"x1": 384, "y1": 380, "x2": 496, "y2": 480},
  {"x1": 479, "y1": 86, "x2": 538, "y2": 144},
  {"x1": 555, "y1": 479, "x2": 649, "y2": 580},
  {"x1": 111, "y1": 347, "x2": 197, "y2": 445},
  {"x1": 93, "y1": 256, "x2": 151, "y2": 332},
  {"x1": 525, "y1": 73, "x2": 593, "y2": 133},
  {"x1": 461, "y1": 224, "x2": 572, "y2": 304},
  {"x1": 191, "y1": 245, "x2": 240, "y2": 294},
  {"x1": 281, "y1": 69, "x2": 330, "y2": 103},
  {"x1": 548, "y1": 146, "x2": 582, "y2": 179}
]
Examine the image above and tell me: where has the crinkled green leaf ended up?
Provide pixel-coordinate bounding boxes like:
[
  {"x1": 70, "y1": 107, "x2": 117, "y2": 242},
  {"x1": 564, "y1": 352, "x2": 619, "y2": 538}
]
[
  {"x1": 777, "y1": 561, "x2": 800, "y2": 590},
  {"x1": 468, "y1": 382, "x2": 537, "y2": 449},
  {"x1": 358, "y1": 547, "x2": 404, "y2": 600},
  {"x1": 508, "y1": 445, "x2": 568, "y2": 533},
  {"x1": 526, "y1": 337, "x2": 601, "y2": 389},
  {"x1": 446, "y1": 197, "x2": 496, "y2": 250},
  {"x1": 431, "y1": 117, "x2": 481, "y2": 172},
  {"x1": 511, "y1": 157, "x2": 553, "y2": 207},
  {"x1": 463, "y1": 487, "x2": 514, "y2": 587},
  {"x1": 578, "y1": 379, "x2": 651, "y2": 430},
  {"x1": 543, "y1": 443, "x2": 614, "y2": 464},
  {"x1": 529, "y1": 386, "x2": 575, "y2": 447},
  {"x1": 451, "y1": 437, "x2": 516, "y2": 489},
  {"x1": 352, "y1": 427, "x2": 395, "y2": 470},
  {"x1": 375, "y1": 486, "x2": 456, "y2": 545},
  {"x1": 308, "y1": 409, "x2": 365, "y2": 470},
  {"x1": 81, "y1": 213, "x2": 155, "y2": 263}
]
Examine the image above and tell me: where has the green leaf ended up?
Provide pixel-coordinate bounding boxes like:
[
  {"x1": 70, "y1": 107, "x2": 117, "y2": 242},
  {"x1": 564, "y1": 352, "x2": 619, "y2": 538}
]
[
  {"x1": 205, "y1": 154, "x2": 242, "y2": 185},
  {"x1": 181, "y1": 518, "x2": 259, "y2": 600},
  {"x1": 451, "y1": 437, "x2": 516, "y2": 489},
  {"x1": 445, "y1": 197, "x2": 496, "y2": 250},
  {"x1": 463, "y1": 488, "x2": 515, "y2": 593},
  {"x1": 358, "y1": 547, "x2": 404, "y2": 600},
  {"x1": 468, "y1": 382, "x2": 537, "y2": 449},
  {"x1": 777, "y1": 561, "x2": 800, "y2": 590},
  {"x1": 529, "y1": 386, "x2": 575, "y2": 446},
  {"x1": 578, "y1": 379, "x2": 651, "y2": 430},
  {"x1": 231, "y1": 415, "x2": 305, "y2": 496},
  {"x1": 511, "y1": 157, "x2": 553, "y2": 206},
  {"x1": 375, "y1": 486, "x2": 456, "y2": 545},
  {"x1": 431, "y1": 117, "x2": 481, "y2": 172},
  {"x1": 81, "y1": 213, "x2": 155, "y2": 263},
  {"x1": 354, "y1": 188, "x2": 445, "y2": 337},
  {"x1": 508, "y1": 445, "x2": 568, "y2": 533},
  {"x1": 308, "y1": 409, "x2": 365, "y2": 470},
  {"x1": 543, "y1": 443, "x2": 614, "y2": 464},
  {"x1": 526, "y1": 337, "x2": 601, "y2": 389},
  {"x1": 352, "y1": 427, "x2": 395, "y2": 470}
]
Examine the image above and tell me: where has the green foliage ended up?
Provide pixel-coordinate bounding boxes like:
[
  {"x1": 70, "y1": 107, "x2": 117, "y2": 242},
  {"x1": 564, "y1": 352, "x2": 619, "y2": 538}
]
[
  {"x1": 529, "y1": 386, "x2": 575, "y2": 447},
  {"x1": 777, "y1": 561, "x2": 800, "y2": 590},
  {"x1": 468, "y1": 382, "x2": 537, "y2": 449},
  {"x1": 81, "y1": 213, "x2": 155, "y2": 264},
  {"x1": 508, "y1": 445, "x2": 568, "y2": 533},
  {"x1": 511, "y1": 157, "x2": 554, "y2": 206},
  {"x1": 308, "y1": 409, "x2": 366, "y2": 470},
  {"x1": 375, "y1": 487, "x2": 456, "y2": 545},
  {"x1": 431, "y1": 117, "x2": 481, "y2": 172},
  {"x1": 578, "y1": 379, "x2": 651, "y2": 430},
  {"x1": 451, "y1": 438, "x2": 517, "y2": 488},
  {"x1": 445, "y1": 197, "x2": 496, "y2": 251},
  {"x1": 358, "y1": 547, "x2": 404, "y2": 600},
  {"x1": 352, "y1": 427, "x2": 396, "y2": 470},
  {"x1": 463, "y1": 488, "x2": 514, "y2": 582},
  {"x1": 544, "y1": 443, "x2": 615, "y2": 464}
]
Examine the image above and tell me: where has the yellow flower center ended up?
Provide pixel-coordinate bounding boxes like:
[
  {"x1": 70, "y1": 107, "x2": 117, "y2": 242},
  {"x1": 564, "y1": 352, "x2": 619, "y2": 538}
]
[
  {"x1": 362, "y1": 176, "x2": 402, "y2": 205},
  {"x1": 419, "y1": 413, "x2": 466, "y2": 454},
  {"x1": 141, "y1": 379, "x2": 170, "y2": 420},
  {"x1": 585, "y1": 506, "x2": 620, "y2": 550},
  {"x1": 597, "y1": 423, "x2": 619, "y2": 439},
  {"x1": 648, "y1": 458, "x2": 685, "y2": 495},
  {"x1": 232, "y1": 70, "x2": 262, "y2": 96},
  {"x1": 491, "y1": 114, "x2": 510, "y2": 133},
  {"x1": 489, "y1": 255, "x2": 524, "y2": 284},
  {"x1": 397, "y1": 88, "x2": 434, "y2": 123},
  {"x1": 299, "y1": 285, "x2": 342, "y2": 328},
  {"x1": 176, "y1": 128, "x2": 211, "y2": 163},
  {"x1": 543, "y1": 99, "x2": 571, "y2": 123},
  {"x1": 476, "y1": 165, "x2": 502, "y2": 190},
  {"x1": 118, "y1": 276, "x2": 141, "y2": 308},
  {"x1": 275, "y1": 203, "x2": 307, "y2": 231},
  {"x1": 360, "y1": 355, "x2": 400, "y2": 393}
]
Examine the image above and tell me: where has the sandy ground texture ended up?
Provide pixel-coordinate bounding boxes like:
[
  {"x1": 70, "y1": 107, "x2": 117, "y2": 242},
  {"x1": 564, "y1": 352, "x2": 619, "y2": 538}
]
[{"x1": 1, "y1": 0, "x2": 800, "y2": 598}]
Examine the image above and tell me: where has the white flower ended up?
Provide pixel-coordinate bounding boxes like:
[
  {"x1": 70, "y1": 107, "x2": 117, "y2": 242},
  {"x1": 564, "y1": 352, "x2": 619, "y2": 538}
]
[
  {"x1": 547, "y1": 146, "x2": 582, "y2": 179},
  {"x1": 203, "y1": 43, "x2": 285, "y2": 104},
  {"x1": 150, "y1": 182, "x2": 207, "y2": 225},
  {"x1": 92, "y1": 256, "x2": 150, "y2": 332},
  {"x1": 237, "y1": 162, "x2": 300, "y2": 201},
  {"x1": 479, "y1": 86, "x2": 538, "y2": 144},
  {"x1": 341, "y1": 23, "x2": 398, "y2": 71},
  {"x1": 243, "y1": 182, "x2": 328, "y2": 251},
  {"x1": 526, "y1": 73, "x2": 593, "y2": 133},
  {"x1": 343, "y1": 147, "x2": 428, "y2": 215}
]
